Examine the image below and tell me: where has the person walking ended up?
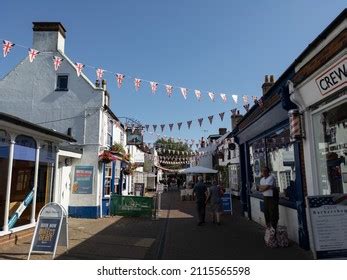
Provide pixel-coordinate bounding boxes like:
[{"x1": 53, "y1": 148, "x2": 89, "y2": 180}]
[
  {"x1": 206, "y1": 180, "x2": 224, "y2": 225},
  {"x1": 193, "y1": 176, "x2": 207, "y2": 226},
  {"x1": 257, "y1": 167, "x2": 279, "y2": 229}
]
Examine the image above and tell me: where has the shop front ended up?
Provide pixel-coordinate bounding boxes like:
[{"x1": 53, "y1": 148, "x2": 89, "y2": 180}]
[
  {"x1": 235, "y1": 72, "x2": 309, "y2": 249},
  {"x1": 289, "y1": 11, "x2": 346, "y2": 256},
  {"x1": 0, "y1": 112, "x2": 75, "y2": 236}
]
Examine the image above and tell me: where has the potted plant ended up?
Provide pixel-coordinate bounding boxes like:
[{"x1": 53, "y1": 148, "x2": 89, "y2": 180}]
[
  {"x1": 111, "y1": 142, "x2": 126, "y2": 157},
  {"x1": 98, "y1": 150, "x2": 113, "y2": 163}
]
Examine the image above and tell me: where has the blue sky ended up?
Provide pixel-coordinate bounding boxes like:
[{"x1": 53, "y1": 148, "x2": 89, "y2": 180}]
[{"x1": 0, "y1": 0, "x2": 346, "y2": 146}]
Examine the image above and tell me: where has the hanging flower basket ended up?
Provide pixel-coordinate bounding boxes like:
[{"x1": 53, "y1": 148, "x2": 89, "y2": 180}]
[
  {"x1": 98, "y1": 150, "x2": 114, "y2": 163},
  {"x1": 123, "y1": 168, "x2": 132, "y2": 175},
  {"x1": 111, "y1": 142, "x2": 126, "y2": 157},
  {"x1": 122, "y1": 153, "x2": 131, "y2": 162}
]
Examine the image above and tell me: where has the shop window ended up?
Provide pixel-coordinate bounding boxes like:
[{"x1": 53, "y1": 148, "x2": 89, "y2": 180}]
[
  {"x1": 312, "y1": 100, "x2": 347, "y2": 194},
  {"x1": 266, "y1": 128, "x2": 295, "y2": 200},
  {"x1": 249, "y1": 138, "x2": 266, "y2": 189}
]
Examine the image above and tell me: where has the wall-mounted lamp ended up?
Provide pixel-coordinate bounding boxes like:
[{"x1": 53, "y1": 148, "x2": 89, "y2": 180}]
[{"x1": 289, "y1": 109, "x2": 305, "y2": 142}]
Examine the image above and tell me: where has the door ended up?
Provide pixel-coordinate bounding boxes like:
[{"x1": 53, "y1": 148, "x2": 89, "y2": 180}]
[{"x1": 60, "y1": 165, "x2": 72, "y2": 213}]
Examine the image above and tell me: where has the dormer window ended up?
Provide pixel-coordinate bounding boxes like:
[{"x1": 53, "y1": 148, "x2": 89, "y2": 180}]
[{"x1": 56, "y1": 75, "x2": 68, "y2": 91}]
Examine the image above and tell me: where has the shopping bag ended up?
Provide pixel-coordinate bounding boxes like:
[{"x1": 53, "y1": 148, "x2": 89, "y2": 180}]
[
  {"x1": 264, "y1": 227, "x2": 278, "y2": 248},
  {"x1": 276, "y1": 226, "x2": 289, "y2": 247}
]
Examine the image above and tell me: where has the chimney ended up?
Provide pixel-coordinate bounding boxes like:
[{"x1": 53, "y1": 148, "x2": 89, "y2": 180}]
[
  {"x1": 32, "y1": 22, "x2": 66, "y2": 53},
  {"x1": 262, "y1": 74, "x2": 275, "y2": 95},
  {"x1": 219, "y1": 128, "x2": 227, "y2": 135},
  {"x1": 102, "y1": 79, "x2": 107, "y2": 91},
  {"x1": 231, "y1": 110, "x2": 243, "y2": 130}
]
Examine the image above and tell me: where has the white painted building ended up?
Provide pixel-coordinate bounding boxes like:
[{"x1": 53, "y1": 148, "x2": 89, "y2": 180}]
[{"x1": 0, "y1": 22, "x2": 133, "y2": 218}]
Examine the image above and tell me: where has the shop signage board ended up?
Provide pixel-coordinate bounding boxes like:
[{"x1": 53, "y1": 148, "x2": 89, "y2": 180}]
[
  {"x1": 135, "y1": 183, "x2": 145, "y2": 196},
  {"x1": 28, "y1": 203, "x2": 68, "y2": 259},
  {"x1": 307, "y1": 195, "x2": 347, "y2": 259},
  {"x1": 72, "y1": 165, "x2": 94, "y2": 194},
  {"x1": 315, "y1": 55, "x2": 346, "y2": 96},
  {"x1": 110, "y1": 194, "x2": 153, "y2": 218},
  {"x1": 222, "y1": 192, "x2": 232, "y2": 214}
]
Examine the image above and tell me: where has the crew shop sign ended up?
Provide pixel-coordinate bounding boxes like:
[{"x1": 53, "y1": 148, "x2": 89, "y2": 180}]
[{"x1": 315, "y1": 55, "x2": 346, "y2": 96}]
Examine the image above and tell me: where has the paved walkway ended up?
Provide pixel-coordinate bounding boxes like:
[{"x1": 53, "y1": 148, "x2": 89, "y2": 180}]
[{"x1": 0, "y1": 191, "x2": 313, "y2": 260}]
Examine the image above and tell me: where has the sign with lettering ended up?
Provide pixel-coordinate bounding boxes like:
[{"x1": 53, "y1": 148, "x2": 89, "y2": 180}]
[
  {"x1": 28, "y1": 203, "x2": 68, "y2": 259},
  {"x1": 315, "y1": 55, "x2": 347, "y2": 96},
  {"x1": 72, "y1": 166, "x2": 94, "y2": 194},
  {"x1": 307, "y1": 195, "x2": 347, "y2": 259},
  {"x1": 222, "y1": 192, "x2": 232, "y2": 214}
]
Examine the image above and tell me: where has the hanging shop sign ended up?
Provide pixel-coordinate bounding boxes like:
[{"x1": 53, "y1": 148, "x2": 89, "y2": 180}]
[
  {"x1": 307, "y1": 194, "x2": 347, "y2": 259},
  {"x1": 315, "y1": 55, "x2": 346, "y2": 96},
  {"x1": 28, "y1": 203, "x2": 68, "y2": 259},
  {"x1": 126, "y1": 128, "x2": 143, "y2": 145},
  {"x1": 72, "y1": 166, "x2": 94, "y2": 194}
]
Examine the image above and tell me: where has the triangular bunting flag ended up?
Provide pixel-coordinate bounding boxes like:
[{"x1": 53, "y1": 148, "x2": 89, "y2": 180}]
[
  {"x1": 166, "y1": 85, "x2": 173, "y2": 97},
  {"x1": 194, "y1": 90, "x2": 202, "y2": 101},
  {"x1": 53, "y1": 56, "x2": 63, "y2": 71},
  {"x1": 232, "y1": 94, "x2": 238, "y2": 104},
  {"x1": 243, "y1": 95, "x2": 249, "y2": 105},
  {"x1": 116, "y1": 73, "x2": 125, "y2": 88},
  {"x1": 153, "y1": 125, "x2": 157, "y2": 132},
  {"x1": 187, "y1": 120, "x2": 192, "y2": 129},
  {"x1": 219, "y1": 112, "x2": 225, "y2": 121},
  {"x1": 208, "y1": 115, "x2": 214, "y2": 125},
  {"x1": 3, "y1": 40, "x2": 15, "y2": 57},
  {"x1": 198, "y1": 118, "x2": 204, "y2": 127},
  {"x1": 180, "y1": 87, "x2": 188, "y2": 99},
  {"x1": 231, "y1": 108, "x2": 237, "y2": 116},
  {"x1": 220, "y1": 93, "x2": 227, "y2": 103},
  {"x1": 75, "y1": 62, "x2": 84, "y2": 77},
  {"x1": 252, "y1": 96, "x2": 258, "y2": 103},
  {"x1": 160, "y1": 124, "x2": 165, "y2": 132},
  {"x1": 208, "y1": 92, "x2": 215, "y2": 101},
  {"x1": 244, "y1": 104, "x2": 250, "y2": 112},
  {"x1": 96, "y1": 68, "x2": 104, "y2": 81},
  {"x1": 28, "y1": 48, "x2": 40, "y2": 63},
  {"x1": 169, "y1": 124, "x2": 174, "y2": 131},
  {"x1": 134, "y1": 78, "x2": 141, "y2": 91},
  {"x1": 150, "y1": 81, "x2": 158, "y2": 94},
  {"x1": 145, "y1": 124, "x2": 149, "y2": 131},
  {"x1": 177, "y1": 122, "x2": 182, "y2": 130}
]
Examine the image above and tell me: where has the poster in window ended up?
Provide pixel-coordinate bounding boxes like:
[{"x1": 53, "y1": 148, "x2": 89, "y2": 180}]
[{"x1": 73, "y1": 166, "x2": 94, "y2": 194}]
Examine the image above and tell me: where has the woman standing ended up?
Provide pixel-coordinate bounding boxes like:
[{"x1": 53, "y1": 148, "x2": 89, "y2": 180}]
[{"x1": 206, "y1": 180, "x2": 224, "y2": 225}]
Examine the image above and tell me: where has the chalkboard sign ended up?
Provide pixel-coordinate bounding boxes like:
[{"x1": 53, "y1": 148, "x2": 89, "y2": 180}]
[{"x1": 28, "y1": 203, "x2": 68, "y2": 259}]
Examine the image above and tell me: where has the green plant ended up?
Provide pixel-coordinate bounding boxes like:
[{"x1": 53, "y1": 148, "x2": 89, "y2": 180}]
[{"x1": 111, "y1": 142, "x2": 126, "y2": 155}]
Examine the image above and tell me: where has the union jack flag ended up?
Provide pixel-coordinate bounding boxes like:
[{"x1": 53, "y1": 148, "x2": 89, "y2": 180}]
[
  {"x1": 243, "y1": 95, "x2": 249, "y2": 105},
  {"x1": 134, "y1": 78, "x2": 141, "y2": 91},
  {"x1": 3, "y1": 40, "x2": 15, "y2": 57},
  {"x1": 150, "y1": 81, "x2": 158, "y2": 94},
  {"x1": 75, "y1": 62, "x2": 84, "y2": 77},
  {"x1": 53, "y1": 56, "x2": 63, "y2": 71},
  {"x1": 194, "y1": 90, "x2": 202, "y2": 101},
  {"x1": 166, "y1": 85, "x2": 173, "y2": 97},
  {"x1": 208, "y1": 92, "x2": 215, "y2": 102},
  {"x1": 220, "y1": 93, "x2": 227, "y2": 103},
  {"x1": 116, "y1": 73, "x2": 125, "y2": 88},
  {"x1": 96, "y1": 68, "x2": 104, "y2": 80},
  {"x1": 28, "y1": 48, "x2": 40, "y2": 63},
  {"x1": 232, "y1": 94, "x2": 238, "y2": 104},
  {"x1": 180, "y1": 87, "x2": 188, "y2": 99}
]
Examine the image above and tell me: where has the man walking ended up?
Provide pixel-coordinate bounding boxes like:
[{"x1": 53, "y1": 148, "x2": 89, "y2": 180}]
[
  {"x1": 193, "y1": 176, "x2": 207, "y2": 226},
  {"x1": 257, "y1": 167, "x2": 279, "y2": 229}
]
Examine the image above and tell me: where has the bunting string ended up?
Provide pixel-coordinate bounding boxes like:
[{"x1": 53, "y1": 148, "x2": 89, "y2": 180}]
[{"x1": 1, "y1": 38, "x2": 261, "y2": 106}]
